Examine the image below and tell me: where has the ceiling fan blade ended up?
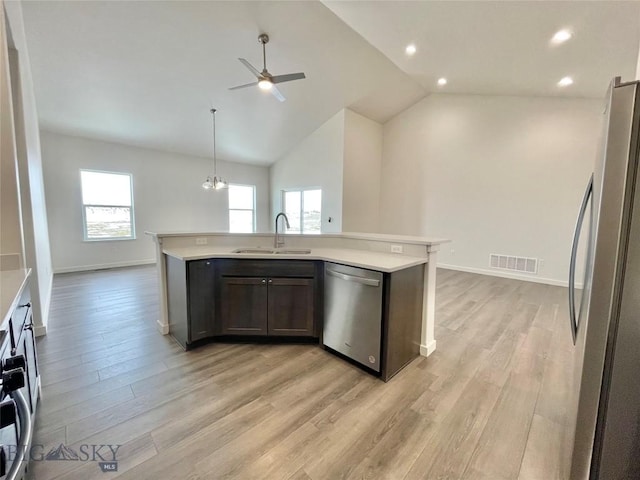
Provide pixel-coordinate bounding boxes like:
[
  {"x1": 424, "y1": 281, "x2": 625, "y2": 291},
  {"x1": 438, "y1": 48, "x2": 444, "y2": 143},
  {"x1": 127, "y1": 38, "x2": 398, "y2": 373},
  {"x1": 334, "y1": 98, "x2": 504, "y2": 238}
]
[
  {"x1": 270, "y1": 85, "x2": 286, "y2": 102},
  {"x1": 238, "y1": 58, "x2": 262, "y2": 78},
  {"x1": 229, "y1": 81, "x2": 259, "y2": 91},
  {"x1": 271, "y1": 72, "x2": 306, "y2": 84}
]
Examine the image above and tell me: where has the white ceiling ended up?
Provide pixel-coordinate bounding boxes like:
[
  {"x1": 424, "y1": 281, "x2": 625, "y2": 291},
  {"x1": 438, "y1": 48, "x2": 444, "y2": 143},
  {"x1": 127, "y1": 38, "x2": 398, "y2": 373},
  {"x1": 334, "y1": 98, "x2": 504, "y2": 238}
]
[
  {"x1": 20, "y1": 1, "x2": 640, "y2": 166},
  {"x1": 325, "y1": 1, "x2": 640, "y2": 98}
]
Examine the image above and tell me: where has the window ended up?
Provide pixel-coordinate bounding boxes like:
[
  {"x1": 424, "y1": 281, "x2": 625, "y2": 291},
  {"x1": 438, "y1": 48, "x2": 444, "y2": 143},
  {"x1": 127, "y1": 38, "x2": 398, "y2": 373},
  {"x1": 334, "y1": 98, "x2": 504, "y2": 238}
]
[
  {"x1": 80, "y1": 170, "x2": 134, "y2": 240},
  {"x1": 228, "y1": 184, "x2": 256, "y2": 233},
  {"x1": 282, "y1": 189, "x2": 322, "y2": 234}
]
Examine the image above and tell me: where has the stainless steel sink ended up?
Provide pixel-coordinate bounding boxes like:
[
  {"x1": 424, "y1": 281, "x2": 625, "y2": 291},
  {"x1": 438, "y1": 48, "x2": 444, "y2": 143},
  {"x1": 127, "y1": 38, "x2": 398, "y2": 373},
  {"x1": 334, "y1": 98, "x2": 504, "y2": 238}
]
[
  {"x1": 231, "y1": 248, "x2": 275, "y2": 254},
  {"x1": 274, "y1": 248, "x2": 311, "y2": 255}
]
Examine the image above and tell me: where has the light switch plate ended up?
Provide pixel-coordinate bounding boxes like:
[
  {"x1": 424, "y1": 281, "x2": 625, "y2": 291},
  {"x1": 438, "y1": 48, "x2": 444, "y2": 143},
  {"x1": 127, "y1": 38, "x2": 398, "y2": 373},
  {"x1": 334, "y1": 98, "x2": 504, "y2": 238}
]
[
  {"x1": 195, "y1": 238, "x2": 208, "y2": 245},
  {"x1": 391, "y1": 245, "x2": 403, "y2": 254}
]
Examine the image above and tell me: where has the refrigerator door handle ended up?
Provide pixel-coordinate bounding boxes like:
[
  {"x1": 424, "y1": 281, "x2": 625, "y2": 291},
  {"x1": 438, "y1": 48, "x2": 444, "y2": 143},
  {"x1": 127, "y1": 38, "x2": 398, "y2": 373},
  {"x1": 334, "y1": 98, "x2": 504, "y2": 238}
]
[{"x1": 568, "y1": 173, "x2": 593, "y2": 344}]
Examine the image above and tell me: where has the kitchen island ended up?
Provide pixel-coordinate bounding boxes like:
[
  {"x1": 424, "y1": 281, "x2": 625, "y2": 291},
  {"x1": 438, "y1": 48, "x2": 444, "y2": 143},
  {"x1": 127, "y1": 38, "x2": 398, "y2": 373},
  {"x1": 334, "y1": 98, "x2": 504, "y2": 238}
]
[{"x1": 147, "y1": 231, "x2": 449, "y2": 377}]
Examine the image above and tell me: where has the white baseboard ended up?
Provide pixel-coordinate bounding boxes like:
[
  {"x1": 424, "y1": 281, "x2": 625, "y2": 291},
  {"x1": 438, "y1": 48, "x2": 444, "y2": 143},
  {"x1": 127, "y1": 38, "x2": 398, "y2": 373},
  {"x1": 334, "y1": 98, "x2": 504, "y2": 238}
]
[
  {"x1": 54, "y1": 259, "x2": 156, "y2": 274},
  {"x1": 437, "y1": 263, "x2": 569, "y2": 287},
  {"x1": 157, "y1": 319, "x2": 169, "y2": 335},
  {"x1": 34, "y1": 325, "x2": 47, "y2": 337},
  {"x1": 39, "y1": 271, "x2": 53, "y2": 335},
  {"x1": 420, "y1": 340, "x2": 437, "y2": 357}
]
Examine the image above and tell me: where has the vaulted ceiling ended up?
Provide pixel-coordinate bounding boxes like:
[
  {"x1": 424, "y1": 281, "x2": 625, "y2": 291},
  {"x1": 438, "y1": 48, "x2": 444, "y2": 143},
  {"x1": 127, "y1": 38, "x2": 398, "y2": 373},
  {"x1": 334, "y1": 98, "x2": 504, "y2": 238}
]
[
  {"x1": 20, "y1": 1, "x2": 640, "y2": 166},
  {"x1": 325, "y1": 1, "x2": 640, "y2": 98}
]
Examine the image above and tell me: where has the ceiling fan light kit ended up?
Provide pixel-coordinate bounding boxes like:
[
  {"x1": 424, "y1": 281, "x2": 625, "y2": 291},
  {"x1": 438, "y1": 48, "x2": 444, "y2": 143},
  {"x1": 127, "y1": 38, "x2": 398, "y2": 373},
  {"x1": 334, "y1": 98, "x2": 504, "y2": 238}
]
[
  {"x1": 229, "y1": 33, "x2": 306, "y2": 102},
  {"x1": 202, "y1": 108, "x2": 227, "y2": 191},
  {"x1": 258, "y1": 79, "x2": 273, "y2": 90}
]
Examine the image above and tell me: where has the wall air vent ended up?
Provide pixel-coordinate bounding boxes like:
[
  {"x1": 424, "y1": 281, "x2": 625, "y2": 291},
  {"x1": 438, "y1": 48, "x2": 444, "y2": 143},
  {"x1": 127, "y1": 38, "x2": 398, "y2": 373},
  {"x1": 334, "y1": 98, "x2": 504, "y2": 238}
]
[{"x1": 489, "y1": 254, "x2": 538, "y2": 274}]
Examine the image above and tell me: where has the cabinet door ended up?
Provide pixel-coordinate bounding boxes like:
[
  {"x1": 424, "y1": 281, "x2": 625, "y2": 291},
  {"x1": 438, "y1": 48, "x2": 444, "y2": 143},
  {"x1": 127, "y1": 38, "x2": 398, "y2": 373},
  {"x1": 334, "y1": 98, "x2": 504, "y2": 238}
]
[
  {"x1": 220, "y1": 277, "x2": 268, "y2": 335},
  {"x1": 268, "y1": 278, "x2": 314, "y2": 336},
  {"x1": 9, "y1": 286, "x2": 30, "y2": 351},
  {"x1": 22, "y1": 317, "x2": 39, "y2": 412},
  {"x1": 188, "y1": 260, "x2": 215, "y2": 342},
  {"x1": 13, "y1": 327, "x2": 37, "y2": 414}
]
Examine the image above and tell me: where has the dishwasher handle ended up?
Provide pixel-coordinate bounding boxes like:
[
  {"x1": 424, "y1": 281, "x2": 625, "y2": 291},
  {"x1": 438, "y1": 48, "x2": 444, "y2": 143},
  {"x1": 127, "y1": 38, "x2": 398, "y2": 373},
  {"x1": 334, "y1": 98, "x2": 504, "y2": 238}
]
[{"x1": 326, "y1": 269, "x2": 380, "y2": 287}]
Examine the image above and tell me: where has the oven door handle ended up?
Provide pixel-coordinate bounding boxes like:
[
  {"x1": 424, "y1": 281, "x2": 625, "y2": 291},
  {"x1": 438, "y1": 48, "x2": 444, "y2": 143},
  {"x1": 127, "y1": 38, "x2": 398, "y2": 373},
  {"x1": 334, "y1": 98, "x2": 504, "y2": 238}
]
[{"x1": 5, "y1": 390, "x2": 32, "y2": 480}]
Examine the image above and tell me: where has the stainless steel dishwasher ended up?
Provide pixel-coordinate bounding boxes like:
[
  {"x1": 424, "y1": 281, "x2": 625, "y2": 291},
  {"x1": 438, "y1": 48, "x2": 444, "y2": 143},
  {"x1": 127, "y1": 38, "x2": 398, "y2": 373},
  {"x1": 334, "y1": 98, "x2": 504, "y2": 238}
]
[{"x1": 323, "y1": 262, "x2": 383, "y2": 372}]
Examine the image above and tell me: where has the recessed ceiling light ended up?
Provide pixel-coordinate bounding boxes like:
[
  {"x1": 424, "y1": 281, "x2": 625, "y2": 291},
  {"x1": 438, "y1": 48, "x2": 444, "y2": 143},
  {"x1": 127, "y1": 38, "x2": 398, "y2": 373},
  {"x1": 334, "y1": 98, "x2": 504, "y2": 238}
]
[
  {"x1": 437, "y1": 78, "x2": 447, "y2": 86},
  {"x1": 405, "y1": 44, "x2": 417, "y2": 56},
  {"x1": 558, "y1": 76, "x2": 574, "y2": 87},
  {"x1": 551, "y1": 29, "x2": 573, "y2": 44}
]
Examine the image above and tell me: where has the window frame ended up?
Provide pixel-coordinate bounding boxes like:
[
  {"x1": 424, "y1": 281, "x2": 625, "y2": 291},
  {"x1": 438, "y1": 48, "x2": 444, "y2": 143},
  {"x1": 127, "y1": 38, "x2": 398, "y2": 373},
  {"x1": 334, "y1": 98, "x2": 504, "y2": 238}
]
[
  {"x1": 80, "y1": 169, "x2": 136, "y2": 242},
  {"x1": 281, "y1": 187, "x2": 322, "y2": 234},
  {"x1": 228, "y1": 183, "x2": 256, "y2": 233}
]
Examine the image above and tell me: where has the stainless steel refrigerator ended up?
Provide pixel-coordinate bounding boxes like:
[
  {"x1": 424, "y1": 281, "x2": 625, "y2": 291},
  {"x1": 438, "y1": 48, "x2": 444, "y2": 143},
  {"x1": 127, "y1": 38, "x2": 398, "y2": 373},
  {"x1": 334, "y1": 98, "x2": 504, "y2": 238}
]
[{"x1": 568, "y1": 77, "x2": 640, "y2": 479}]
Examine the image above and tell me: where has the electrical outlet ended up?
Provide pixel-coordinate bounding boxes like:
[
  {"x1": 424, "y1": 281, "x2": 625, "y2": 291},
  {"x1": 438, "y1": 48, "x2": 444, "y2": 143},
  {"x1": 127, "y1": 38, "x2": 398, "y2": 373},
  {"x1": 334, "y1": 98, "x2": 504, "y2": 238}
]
[
  {"x1": 391, "y1": 245, "x2": 403, "y2": 254},
  {"x1": 195, "y1": 237, "x2": 208, "y2": 245}
]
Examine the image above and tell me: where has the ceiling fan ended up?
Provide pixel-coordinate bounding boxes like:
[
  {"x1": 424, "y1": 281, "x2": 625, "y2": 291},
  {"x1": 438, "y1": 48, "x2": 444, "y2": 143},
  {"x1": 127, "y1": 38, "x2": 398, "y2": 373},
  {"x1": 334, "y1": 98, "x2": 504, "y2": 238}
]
[{"x1": 229, "y1": 33, "x2": 306, "y2": 102}]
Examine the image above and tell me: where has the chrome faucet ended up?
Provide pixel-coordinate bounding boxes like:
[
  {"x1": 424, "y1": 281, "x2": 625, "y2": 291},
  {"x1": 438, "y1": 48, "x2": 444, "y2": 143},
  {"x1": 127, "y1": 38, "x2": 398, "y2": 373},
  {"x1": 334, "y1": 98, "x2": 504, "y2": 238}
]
[{"x1": 274, "y1": 212, "x2": 290, "y2": 248}]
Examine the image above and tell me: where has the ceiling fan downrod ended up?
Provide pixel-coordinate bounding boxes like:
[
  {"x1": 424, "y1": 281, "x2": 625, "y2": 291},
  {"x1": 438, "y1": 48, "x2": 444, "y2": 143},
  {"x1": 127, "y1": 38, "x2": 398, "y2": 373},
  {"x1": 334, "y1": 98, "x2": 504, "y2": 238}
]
[{"x1": 258, "y1": 33, "x2": 269, "y2": 74}]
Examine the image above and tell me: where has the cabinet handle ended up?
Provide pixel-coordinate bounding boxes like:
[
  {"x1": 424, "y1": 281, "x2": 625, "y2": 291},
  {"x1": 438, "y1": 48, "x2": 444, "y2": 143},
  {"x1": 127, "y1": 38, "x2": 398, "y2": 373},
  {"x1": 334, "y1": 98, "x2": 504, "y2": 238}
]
[
  {"x1": 268, "y1": 279, "x2": 273, "y2": 284},
  {"x1": 261, "y1": 279, "x2": 267, "y2": 284}
]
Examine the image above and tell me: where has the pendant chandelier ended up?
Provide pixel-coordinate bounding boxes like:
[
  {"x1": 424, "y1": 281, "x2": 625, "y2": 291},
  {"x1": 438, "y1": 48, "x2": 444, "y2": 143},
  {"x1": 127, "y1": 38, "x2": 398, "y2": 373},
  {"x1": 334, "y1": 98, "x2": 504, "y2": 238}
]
[{"x1": 202, "y1": 108, "x2": 227, "y2": 190}]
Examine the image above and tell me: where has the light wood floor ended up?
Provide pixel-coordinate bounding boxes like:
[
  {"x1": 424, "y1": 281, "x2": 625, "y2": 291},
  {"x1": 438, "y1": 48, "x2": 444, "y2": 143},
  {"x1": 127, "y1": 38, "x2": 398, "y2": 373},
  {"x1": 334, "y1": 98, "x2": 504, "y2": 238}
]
[{"x1": 29, "y1": 266, "x2": 575, "y2": 480}]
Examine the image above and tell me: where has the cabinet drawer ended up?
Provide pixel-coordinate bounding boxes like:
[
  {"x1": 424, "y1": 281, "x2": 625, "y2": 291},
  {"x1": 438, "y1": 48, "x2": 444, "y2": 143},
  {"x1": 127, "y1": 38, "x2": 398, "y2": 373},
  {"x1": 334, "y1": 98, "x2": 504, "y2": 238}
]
[{"x1": 217, "y1": 259, "x2": 315, "y2": 278}]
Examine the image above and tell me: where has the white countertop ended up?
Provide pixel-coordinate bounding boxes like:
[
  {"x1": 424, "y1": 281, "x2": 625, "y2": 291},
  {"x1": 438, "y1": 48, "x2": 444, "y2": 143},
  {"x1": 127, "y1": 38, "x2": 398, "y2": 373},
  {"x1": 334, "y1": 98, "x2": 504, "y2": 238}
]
[
  {"x1": 0, "y1": 268, "x2": 30, "y2": 329},
  {"x1": 163, "y1": 246, "x2": 429, "y2": 273},
  {"x1": 147, "y1": 231, "x2": 449, "y2": 246}
]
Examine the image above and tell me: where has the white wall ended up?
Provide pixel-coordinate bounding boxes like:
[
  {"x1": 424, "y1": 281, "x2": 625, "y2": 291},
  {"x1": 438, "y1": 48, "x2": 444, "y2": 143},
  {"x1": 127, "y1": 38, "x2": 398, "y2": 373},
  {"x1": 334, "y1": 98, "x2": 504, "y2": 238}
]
[
  {"x1": 270, "y1": 110, "x2": 345, "y2": 233},
  {"x1": 342, "y1": 109, "x2": 382, "y2": 233},
  {"x1": 4, "y1": 0, "x2": 54, "y2": 333},
  {"x1": 0, "y1": 10, "x2": 22, "y2": 259},
  {"x1": 636, "y1": 32, "x2": 640, "y2": 80},
  {"x1": 41, "y1": 131, "x2": 270, "y2": 273},
  {"x1": 380, "y1": 94, "x2": 602, "y2": 284}
]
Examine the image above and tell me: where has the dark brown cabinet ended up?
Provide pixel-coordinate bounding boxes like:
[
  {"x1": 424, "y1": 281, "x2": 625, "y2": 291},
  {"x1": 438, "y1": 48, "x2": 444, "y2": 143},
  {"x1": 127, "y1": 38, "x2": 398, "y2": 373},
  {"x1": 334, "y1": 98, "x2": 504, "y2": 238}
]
[
  {"x1": 381, "y1": 265, "x2": 424, "y2": 381},
  {"x1": 216, "y1": 259, "x2": 319, "y2": 338},
  {"x1": 267, "y1": 277, "x2": 314, "y2": 336},
  {"x1": 188, "y1": 259, "x2": 216, "y2": 342},
  {"x1": 220, "y1": 277, "x2": 268, "y2": 335},
  {"x1": 219, "y1": 276, "x2": 314, "y2": 336},
  {"x1": 166, "y1": 256, "x2": 215, "y2": 348}
]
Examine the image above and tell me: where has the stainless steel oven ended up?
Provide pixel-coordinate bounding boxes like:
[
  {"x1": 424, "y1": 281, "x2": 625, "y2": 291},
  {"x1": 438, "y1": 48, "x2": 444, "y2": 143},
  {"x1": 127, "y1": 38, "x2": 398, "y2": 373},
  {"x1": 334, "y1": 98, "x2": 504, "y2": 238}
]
[{"x1": 0, "y1": 328, "x2": 34, "y2": 480}]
